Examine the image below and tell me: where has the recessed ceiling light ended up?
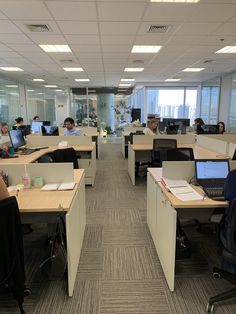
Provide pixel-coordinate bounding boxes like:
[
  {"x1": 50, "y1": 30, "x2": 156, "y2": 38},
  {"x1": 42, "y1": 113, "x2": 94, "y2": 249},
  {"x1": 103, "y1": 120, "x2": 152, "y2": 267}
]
[
  {"x1": 33, "y1": 78, "x2": 45, "y2": 82},
  {"x1": 39, "y1": 45, "x2": 71, "y2": 53},
  {"x1": 5, "y1": 85, "x2": 18, "y2": 88},
  {"x1": 150, "y1": 0, "x2": 199, "y2": 3},
  {"x1": 27, "y1": 89, "x2": 35, "y2": 92},
  {"x1": 165, "y1": 78, "x2": 181, "y2": 82},
  {"x1": 182, "y1": 68, "x2": 205, "y2": 72},
  {"x1": 75, "y1": 79, "x2": 90, "y2": 82},
  {"x1": 131, "y1": 45, "x2": 162, "y2": 53},
  {"x1": 63, "y1": 67, "x2": 84, "y2": 72},
  {"x1": 119, "y1": 83, "x2": 131, "y2": 87},
  {"x1": 44, "y1": 85, "x2": 57, "y2": 88},
  {"x1": 37, "y1": 93, "x2": 44, "y2": 95},
  {"x1": 0, "y1": 67, "x2": 23, "y2": 71},
  {"x1": 124, "y1": 68, "x2": 144, "y2": 72},
  {"x1": 55, "y1": 89, "x2": 63, "y2": 92},
  {"x1": 121, "y1": 78, "x2": 135, "y2": 82},
  {"x1": 215, "y1": 46, "x2": 236, "y2": 53}
]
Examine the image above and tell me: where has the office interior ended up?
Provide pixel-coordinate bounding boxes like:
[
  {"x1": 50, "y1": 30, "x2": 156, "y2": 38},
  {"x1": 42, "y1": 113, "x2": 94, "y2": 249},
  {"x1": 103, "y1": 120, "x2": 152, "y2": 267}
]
[{"x1": 1, "y1": 0, "x2": 236, "y2": 313}]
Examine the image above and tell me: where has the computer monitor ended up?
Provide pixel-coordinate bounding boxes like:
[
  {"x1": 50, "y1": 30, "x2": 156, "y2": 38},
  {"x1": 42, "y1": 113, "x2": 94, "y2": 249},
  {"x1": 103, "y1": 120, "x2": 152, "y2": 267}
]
[
  {"x1": 195, "y1": 159, "x2": 229, "y2": 181},
  {"x1": 163, "y1": 118, "x2": 190, "y2": 127},
  {"x1": 9, "y1": 129, "x2": 26, "y2": 150},
  {"x1": 203, "y1": 124, "x2": 219, "y2": 134},
  {"x1": 12, "y1": 125, "x2": 31, "y2": 136},
  {"x1": 41, "y1": 126, "x2": 59, "y2": 136},
  {"x1": 31, "y1": 121, "x2": 43, "y2": 133},
  {"x1": 42, "y1": 121, "x2": 51, "y2": 126},
  {"x1": 166, "y1": 124, "x2": 179, "y2": 134}
]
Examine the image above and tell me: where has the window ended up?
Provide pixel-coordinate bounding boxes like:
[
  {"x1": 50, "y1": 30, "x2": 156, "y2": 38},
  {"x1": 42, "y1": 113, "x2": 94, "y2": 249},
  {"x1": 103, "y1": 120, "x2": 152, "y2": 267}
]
[
  {"x1": 146, "y1": 87, "x2": 197, "y2": 124},
  {"x1": 200, "y1": 86, "x2": 219, "y2": 124}
]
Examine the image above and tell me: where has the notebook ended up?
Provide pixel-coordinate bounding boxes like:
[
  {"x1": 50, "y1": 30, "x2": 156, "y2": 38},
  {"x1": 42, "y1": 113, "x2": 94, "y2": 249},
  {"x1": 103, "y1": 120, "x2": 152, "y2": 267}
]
[{"x1": 195, "y1": 159, "x2": 229, "y2": 200}]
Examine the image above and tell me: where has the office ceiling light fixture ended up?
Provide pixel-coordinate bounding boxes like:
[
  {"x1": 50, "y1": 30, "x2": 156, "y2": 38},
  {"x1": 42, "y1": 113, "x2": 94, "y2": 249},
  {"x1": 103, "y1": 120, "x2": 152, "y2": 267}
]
[
  {"x1": 27, "y1": 89, "x2": 34, "y2": 92},
  {"x1": 124, "y1": 68, "x2": 144, "y2": 72},
  {"x1": 119, "y1": 83, "x2": 131, "y2": 87},
  {"x1": 5, "y1": 85, "x2": 18, "y2": 88},
  {"x1": 44, "y1": 85, "x2": 57, "y2": 88},
  {"x1": 55, "y1": 89, "x2": 63, "y2": 92},
  {"x1": 0, "y1": 67, "x2": 23, "y2": 71},
  {"x1": 63, "y1": 67, "x2": 84, "y2": 72},
  {"x1": 182, "y1": 67, "x2": 205, "y2": 72},
  {"x1": 216, "y1": 46, "x2": 236, "y2": 53},
  {"x1": 39, "y1": 45, "x2": 71, "y2": 52},
  {"x1": 121, "y1": 78, "x2": 135, "y2": 82},
  {"x1": 165, "y1": 78, "x2": 181, "y2": 82},
  {"x1": 33, "y1": 78, "x2": 45, "y2": 82},
  {"x1": 131, "y1": 45, "x2": 162, "y2": 53},
  {"x1": 150, "y1": 0, "x2": 199, "y2": 3},
  {"x1": 75, "y1": 79, "x2": 90, "y2": 82}
]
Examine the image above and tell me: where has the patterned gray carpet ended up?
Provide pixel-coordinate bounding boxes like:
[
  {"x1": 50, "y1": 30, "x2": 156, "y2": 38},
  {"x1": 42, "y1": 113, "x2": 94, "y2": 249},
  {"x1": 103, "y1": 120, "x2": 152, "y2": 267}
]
[{"x1": 1, "y1": 142, "x2": 236, "y2": 313}]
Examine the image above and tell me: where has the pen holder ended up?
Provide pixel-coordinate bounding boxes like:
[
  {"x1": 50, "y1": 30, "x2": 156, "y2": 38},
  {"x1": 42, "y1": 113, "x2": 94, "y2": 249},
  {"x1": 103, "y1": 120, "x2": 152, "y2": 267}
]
[{"x1": 22, "y1": 173, "x2": 31, "y2": 189}]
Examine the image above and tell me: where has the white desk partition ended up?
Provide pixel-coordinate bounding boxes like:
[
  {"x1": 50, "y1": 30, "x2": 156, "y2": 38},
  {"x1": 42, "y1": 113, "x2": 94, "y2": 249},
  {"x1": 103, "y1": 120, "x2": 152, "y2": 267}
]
[
  {"x1": 0, "y1": 163, "x2": 74, "y2": 186},
  {"x1": 26, "y1": 135, "x2": 92, "y2": 146},
  {"x1": 196, "y1": 135, "x2": 227, "y2": 155},
  {"x1": 133, "y1": 134, "x2": 196, "y2": 145},
  {"x1": 204, "y1": 134, "x2": 236, "y2": 143}
]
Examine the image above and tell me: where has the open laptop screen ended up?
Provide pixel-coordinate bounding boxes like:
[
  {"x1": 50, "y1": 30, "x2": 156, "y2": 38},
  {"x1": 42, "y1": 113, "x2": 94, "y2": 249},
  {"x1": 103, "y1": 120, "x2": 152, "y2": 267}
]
[{"x1": 195, "y1": 160, "x2": 229, "y2": 181}]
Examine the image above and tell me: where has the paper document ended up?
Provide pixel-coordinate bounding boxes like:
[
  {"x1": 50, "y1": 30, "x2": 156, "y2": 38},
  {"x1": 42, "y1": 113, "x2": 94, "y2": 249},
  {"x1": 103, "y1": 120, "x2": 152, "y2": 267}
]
[
  {"x1": 41, "y1": 182, "x2": 76, "y2": 191},
  {"x1": 162, "y1": 177, "x2": 202, "y2": 201}
]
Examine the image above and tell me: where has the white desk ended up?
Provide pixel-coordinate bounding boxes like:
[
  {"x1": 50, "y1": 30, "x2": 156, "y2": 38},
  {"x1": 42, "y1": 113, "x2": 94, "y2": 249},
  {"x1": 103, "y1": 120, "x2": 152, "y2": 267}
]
[
  {"x1": 147, "y1": 167, "x2": 228, "y2": 292},
  {"x1": 1, "y1": 164, "x2": 86, "y2": 297}
]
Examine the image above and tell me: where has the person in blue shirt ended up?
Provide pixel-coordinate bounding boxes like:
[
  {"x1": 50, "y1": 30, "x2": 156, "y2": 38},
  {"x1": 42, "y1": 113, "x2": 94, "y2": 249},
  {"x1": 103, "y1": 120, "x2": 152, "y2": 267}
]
[{"x1": 63, "y1": 117, "x2": 84, "y2": 136}]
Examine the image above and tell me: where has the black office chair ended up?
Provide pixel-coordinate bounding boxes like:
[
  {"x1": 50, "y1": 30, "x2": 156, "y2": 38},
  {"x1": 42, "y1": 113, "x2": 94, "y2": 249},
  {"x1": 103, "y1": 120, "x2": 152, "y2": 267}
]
[
  {"x1": 0, "y1": 196, "x2": 31, "y2": 314},
  {"x1": 53, "y1": 148, "x2": 79, "y2": 169},
  {"x1": 166, "y1": 147, "x2": 194, "y2": 161},
  {"x1": 207, "y1": 199, "x2": 236, "y2": 313},
  {"x1": 129, "y1": 132, "x2": 147, "y2": 176},
  {"x1": 151, "y1": 138, "x2": 177, "y2": 167}
]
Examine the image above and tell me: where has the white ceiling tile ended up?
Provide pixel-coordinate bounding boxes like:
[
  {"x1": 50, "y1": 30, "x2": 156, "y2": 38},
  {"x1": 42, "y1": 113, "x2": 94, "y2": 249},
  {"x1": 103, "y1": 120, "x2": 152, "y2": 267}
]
[
  {"x1": 65, "y1": 35, "x2": 100, "y2": 45},
  {"x1": 0, "y1": 20, "x2": 22, "y2": 33},
  {"x1": 175, "y1": 23, "x2": 222, "y2": 36},
  {"x1": 79, "y1": 58, "x2": 103, "y2": 64},
  {"x1": 0, "y1": 34, "x2": 32, "y2": 44},
  {"x1": 71, "y1": 45, "x2": 101, "y2": 53},
  {"x1": 213, "y1": 23, "x2": 236, "y2": 36},
  {"x1": 99, "y1": 22, "x2": 139, "y2": 35},
  {"x1": 57, "y1": 21, "x2": 98, "y2": 35},
  {"x1": 27, "y1": 34, "x2": 67, "y2": 44},
  {"x1": 7, "y1": 44, "x2": 42, "y2": 52},
  {"x1": 144, "y1": 3, "x2": 194, "y2": 21},
  {"x1": 101, "y1": 35, "x2": 135, "y2": 45},
  {"x1": 46, "y1": 1, "x2": 97, "y2": 20},
  {"x1": 0, "y1": 1, "x2": 52, "y2": 20},
  {"x1": 103, "y1": 52, "x2": 130, "y2": 59},
  {"x1": 134, "y1": 34, "x2": 170, "y2": 45},
  {"x1": 98, "y1": 3, "x2": 146, "y2": 21},
  {"x1": 102, "y1": 45, "x2": 132, "y2": 53}
]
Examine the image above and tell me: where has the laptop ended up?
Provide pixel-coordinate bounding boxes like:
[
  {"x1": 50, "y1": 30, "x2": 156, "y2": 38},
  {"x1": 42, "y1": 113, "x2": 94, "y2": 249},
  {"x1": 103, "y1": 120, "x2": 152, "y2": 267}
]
[{"x1": 195, "y1": 159, "x2": 229, "y2": 200}]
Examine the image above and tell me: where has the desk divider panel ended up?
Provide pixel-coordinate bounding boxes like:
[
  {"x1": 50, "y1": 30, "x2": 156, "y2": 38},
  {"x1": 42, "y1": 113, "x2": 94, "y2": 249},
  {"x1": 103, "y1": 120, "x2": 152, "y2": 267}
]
[
  {"x1": 59, "y1": 127, "x2": 98, "y2": 136},
  {"x1": 204, "y1": 134, "x2": 236, "y2": 143},
  {"x1": 196, "y1": 135, "x2": 227, "y2": 155},
  {"x1": 133, "y1": 134, "x2": 195, "y2": 145},
  {"x1": 162, "y1": 161, "x2": 195, "y2": 182},
  {"x1": 0, "y1": 163, "x2": 74, "y2": 186},
  {"x1": 26, "y1": 135, "x2": 92, "y2": 146}
]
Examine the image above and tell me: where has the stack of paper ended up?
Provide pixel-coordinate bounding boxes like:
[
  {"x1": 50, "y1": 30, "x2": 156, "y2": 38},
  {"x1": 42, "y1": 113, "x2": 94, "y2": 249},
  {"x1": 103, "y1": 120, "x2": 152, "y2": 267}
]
[
  {"x1": 162, "y1": 177, "x2": 202, "y2": 201},
  {"x1": 41, "y1": 182, "x2": 76, "y2": 191}
]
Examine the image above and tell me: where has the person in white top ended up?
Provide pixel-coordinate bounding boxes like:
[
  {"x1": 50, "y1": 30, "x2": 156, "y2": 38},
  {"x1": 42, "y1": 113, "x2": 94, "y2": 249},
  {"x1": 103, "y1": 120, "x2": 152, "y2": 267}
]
[{"x1": 143, "y1": 119, "x2": 159, "y2": 135}]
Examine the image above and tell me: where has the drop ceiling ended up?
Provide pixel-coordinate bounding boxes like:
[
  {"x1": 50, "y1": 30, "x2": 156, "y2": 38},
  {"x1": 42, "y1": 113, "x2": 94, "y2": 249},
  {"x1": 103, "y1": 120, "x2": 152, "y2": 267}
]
[{"x1": 0, "y1": 0, "x2": 236, "y2": 89}]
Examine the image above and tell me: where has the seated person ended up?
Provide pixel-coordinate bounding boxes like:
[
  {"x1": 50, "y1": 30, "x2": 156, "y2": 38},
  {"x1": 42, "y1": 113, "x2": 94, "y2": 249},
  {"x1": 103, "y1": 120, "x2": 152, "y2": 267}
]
[
  {"x1": 194, "y1": 117, "x2": 205, "y2": 134},
  {"x1": 64, "y1": 117, "x2": 84, "y2": 136},
  {"x1": 33, "y1": 115, "x2": 40, "y2": 121},
  {"x1": 217, "y1": 121, "x2": 225, "y2": 134},
  {"x1": 143, "y1": 119, "x2": 159, "y2": 136},
  {"x1": 14, "y1": 117, "x2": 24, "y2": 127},
  {"x1": 1, "y1": 122, "x2": 9, "y2": 135}
]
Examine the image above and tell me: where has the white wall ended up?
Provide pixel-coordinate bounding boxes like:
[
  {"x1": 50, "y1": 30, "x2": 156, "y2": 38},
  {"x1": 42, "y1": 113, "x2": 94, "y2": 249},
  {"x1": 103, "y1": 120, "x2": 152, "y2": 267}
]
[
  {"x1": 219, "y1": 73, "x2": 232, "y2": 128},
  {"x1": 55, "y1": 93, "x2": 70, "y2": 125}
]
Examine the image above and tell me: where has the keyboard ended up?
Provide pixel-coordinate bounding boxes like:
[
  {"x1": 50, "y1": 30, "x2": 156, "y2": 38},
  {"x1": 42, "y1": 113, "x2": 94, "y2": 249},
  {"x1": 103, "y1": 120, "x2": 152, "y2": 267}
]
[
  {"x1": 20, "y1": 148, "x2": 37, "y2": 155},
  {"x1": 203, "y1": 187, "x2": 224, "y2": 199}
]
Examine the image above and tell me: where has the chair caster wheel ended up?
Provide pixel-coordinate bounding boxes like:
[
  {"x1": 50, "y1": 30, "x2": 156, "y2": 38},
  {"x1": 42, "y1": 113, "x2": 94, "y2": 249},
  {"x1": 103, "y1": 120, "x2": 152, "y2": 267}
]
[
  {"x1": 213, "y1": 272, "x2": 221, "y2": 279},
  {"x1": 24, "y1": 287, "x2": 31, "y2": 296},
  {"x1": 206, "y1": 303, "x2": 214, "y2": 313}
]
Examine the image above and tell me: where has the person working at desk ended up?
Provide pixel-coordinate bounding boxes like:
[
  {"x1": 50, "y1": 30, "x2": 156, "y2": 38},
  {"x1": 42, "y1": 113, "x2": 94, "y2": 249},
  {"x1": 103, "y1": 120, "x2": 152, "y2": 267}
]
[
  {"x1": 14, "y1": 117, "x2": 24, "y2": 127},
  {"x1": 33, "y1": 115, "x2": 40, "y2": 121},
  {"x1": 217, "y1": 121, "x2": 226, "y2": 134},
  {"x1": 194, "y1": 117, "x2": 205, "y2": 134},
  {"x1": 1, "y1": 122, "x2": 9, "y2": 135},
  {"x1": 64, "y1": 117, "x2": 84, "y2": 136},
  {"x1": 143, "y1": 119, "x2": 159, "y2": 136}
]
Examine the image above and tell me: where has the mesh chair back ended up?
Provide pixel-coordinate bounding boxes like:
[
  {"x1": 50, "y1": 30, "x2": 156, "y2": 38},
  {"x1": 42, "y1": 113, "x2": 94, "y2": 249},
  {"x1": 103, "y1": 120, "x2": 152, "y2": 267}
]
[
  {"x1": 53, "y1": 148, "x2": 79, "y2": 169},
  {"x1": 166, "y1": 147, "x2": 194, "y2": 161},
  {"x1": 130, "y1": 132, "x2": 144, "y2": 144}
]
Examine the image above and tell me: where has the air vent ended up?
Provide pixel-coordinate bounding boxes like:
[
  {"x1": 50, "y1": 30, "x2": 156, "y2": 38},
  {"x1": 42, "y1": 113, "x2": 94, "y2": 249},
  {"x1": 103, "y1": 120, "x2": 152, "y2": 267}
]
[
  {"x1": 147, "y1": 25, "x2": 170, "y2": 33},
  {"x1": 203, "y1": 59, "x2": 215, "y2": 64},
  {"x1": 60, "y1": 59, "x2": 73, "y2": 63},
  {"x1": 132, "y1": 60, "x2": 145, "y2": 64},
  {"x1": 26, "y1": 24, "x2": 52, "y2": 32}
]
